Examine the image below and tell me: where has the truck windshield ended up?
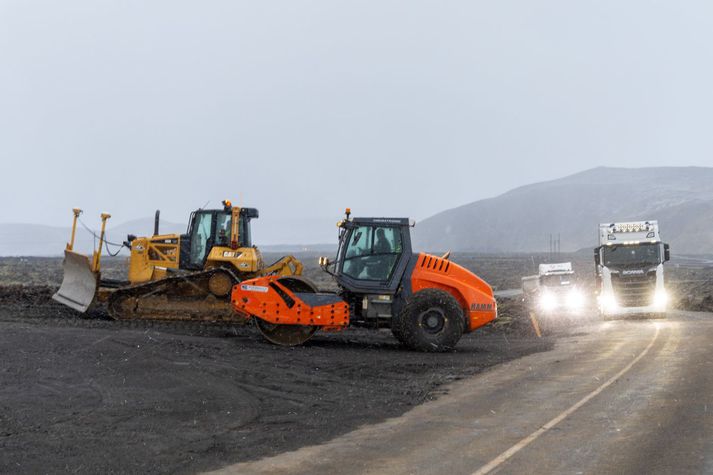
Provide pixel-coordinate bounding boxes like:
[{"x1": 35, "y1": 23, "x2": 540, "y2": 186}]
[{"x1": 603, "y1": 243, "x2": 661, "y2": 267}]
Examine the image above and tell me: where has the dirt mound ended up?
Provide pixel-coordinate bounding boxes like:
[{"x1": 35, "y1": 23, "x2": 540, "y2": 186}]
[
  {"x1": 0, "y1": 284, "x2": 110, "y2": 322},
  {"x1": 0, "y1": 284, "x2": 56, "y2": 305},
  {"x1": 488, "y1": 297, "x2": 539, "y2": 335},
  {"x1": 677, "y1": 292, "x2": 713, "y2": 313}
]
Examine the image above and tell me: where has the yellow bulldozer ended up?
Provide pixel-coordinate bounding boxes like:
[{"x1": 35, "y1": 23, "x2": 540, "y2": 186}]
[{"x1": 53, "y1": 200, "x2": 302, "y2": 321}]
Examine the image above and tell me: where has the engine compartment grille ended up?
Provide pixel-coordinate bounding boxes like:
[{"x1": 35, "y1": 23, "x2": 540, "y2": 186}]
[{"x1": 611, "y1": 272, "x2": 656, "y2": 307}]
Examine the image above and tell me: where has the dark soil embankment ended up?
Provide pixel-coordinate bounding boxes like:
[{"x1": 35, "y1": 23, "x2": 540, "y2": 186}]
[
  {"x1": 667, "y1": 266, "x2": 713, "y2": 313},
  {"x1": 0, "y1": 279, "x2": 551, "y2": 474}
]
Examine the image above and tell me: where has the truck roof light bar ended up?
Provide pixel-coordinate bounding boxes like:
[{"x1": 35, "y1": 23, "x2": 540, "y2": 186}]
[{"x1": 608, "y1": 222, "x2": 653, "y2": 233}]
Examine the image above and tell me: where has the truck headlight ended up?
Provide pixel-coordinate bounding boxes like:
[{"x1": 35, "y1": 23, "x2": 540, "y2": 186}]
[
  {"x1": 654, "y1": 290, "x2": 668, "y2": 308},
  {"x1": 538, "y1": 292, "x2": 557, "y2": 311},
  {"x1": 600, "y1": 293, "x2": 618, "y2": 312},
  {"x1": 566, "y1": 289, "x2": 585, "y2": 309}
]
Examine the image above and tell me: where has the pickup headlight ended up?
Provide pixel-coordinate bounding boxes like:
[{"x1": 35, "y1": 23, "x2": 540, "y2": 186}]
[{"x1": 538, "y1": 291, "x2": 557, "y2": 311}]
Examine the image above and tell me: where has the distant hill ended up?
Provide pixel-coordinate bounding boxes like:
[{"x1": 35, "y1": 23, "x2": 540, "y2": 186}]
[
  {"x1": 0, "y1": 216, "x2": 337, "y2": 256},
  {"x1": 413, "y1": 167, "x2": 713, "y2": 254},
  {"x1": 4, "y1": 167, "x2": 713, "y2": 256},
  {"x1": 251, "y1": 216, "x2": 342, "y2": 247},
  {"x1": 260, "y1": 244, "x2": 337, "y2": 254},
  {"x1": 0, "y1": 218, "x2": 186, "y2": 256}
]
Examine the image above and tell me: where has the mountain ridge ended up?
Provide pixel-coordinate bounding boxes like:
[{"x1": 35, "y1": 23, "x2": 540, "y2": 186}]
[
  {"x1": 3, "y1": 167, "x2": 713, "y2": 255},
  {"x1": 413, "y1": 166, "x2": 713, "y2": 254}
]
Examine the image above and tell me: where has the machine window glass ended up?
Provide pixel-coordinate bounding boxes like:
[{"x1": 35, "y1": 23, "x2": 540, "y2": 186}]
[
  {"x1": 378, "y1": 227, "x2": 402, "y2": 253},
  {"x1": 186, "y1": 212, "x2": 196, "y2": 235},
  {"x1": 342, "y1": 226, "x2": 402, "y2": 281},
  {"x1": 189, "y1": 212, "x2": 213, "y2": 265},
  {"x1": 345, "y1": 226, "x2": 372, "y2": 259},
  {"x1": 239, "y1": 216, "x2": 251, "y2": 247},
  {"x1": 216, "y1": 212, "x2": 231, "y2": 247}
]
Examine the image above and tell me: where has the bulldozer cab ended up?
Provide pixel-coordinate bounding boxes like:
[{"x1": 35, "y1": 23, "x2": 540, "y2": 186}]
[
  {"x1": 181, "y1": 207, "x2": 257, "y2": 270},
  {"x1": 334, "y1": 218, "x2": 413, "y2": 294}
]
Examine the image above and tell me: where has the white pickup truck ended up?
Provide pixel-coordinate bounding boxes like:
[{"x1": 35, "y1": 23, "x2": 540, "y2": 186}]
[{"x1": 522, "y1": 262, "x2": 586, "y2": 316}]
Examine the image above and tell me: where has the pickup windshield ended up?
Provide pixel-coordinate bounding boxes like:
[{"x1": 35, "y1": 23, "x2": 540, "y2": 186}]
[{"x1": 603, "y1": 243, "x2": 661, "y2": 267}]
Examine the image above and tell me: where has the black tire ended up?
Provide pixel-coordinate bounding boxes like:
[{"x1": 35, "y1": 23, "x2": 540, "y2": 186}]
[
  {"x1": 391, "y1": 319, "x2": 406, "y2": 344},
  {"x1": 394, "y1": 289, "x2": 464, "y2": 352}
]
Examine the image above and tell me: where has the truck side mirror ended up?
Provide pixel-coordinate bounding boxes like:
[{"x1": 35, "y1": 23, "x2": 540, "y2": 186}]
[
  {"x1": 664, "y1": 243, "x2": 670, "y2": 262},
  {"x1": 593, "y1": 249, "x2": 600, "y2": 266}
]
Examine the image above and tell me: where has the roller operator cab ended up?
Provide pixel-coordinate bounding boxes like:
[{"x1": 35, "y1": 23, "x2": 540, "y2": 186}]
[
  {"x1": 595, "y1": 221, "x2": 670, "y2": 319},
  {"x1": 231, "y1": 211, "x2": 497, "y2": 352}
]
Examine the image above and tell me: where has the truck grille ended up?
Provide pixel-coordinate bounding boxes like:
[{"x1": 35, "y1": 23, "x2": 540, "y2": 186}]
[{"x1": 611, "y1": 273, "x2": 656, "y2": 307}]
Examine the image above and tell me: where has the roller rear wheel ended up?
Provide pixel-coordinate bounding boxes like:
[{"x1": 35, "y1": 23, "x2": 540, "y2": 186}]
[{"x1": 394, "y1": 289, "x2": 464, "y2": 352}]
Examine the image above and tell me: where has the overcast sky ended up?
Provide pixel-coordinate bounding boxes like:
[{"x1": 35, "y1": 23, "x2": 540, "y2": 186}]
[{"x1": 1, "y1": 1, "x2": 712, "y2": 240}]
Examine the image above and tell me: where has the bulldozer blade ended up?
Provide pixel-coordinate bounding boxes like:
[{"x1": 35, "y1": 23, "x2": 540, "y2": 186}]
[{"x1": 52, "y1": 250, "x2": 99, "y2": 313}]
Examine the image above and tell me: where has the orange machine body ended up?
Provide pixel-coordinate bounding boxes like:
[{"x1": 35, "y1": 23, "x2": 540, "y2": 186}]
[
  {"x1": 232, "y1": 252, "x2": 496, "y2": 333},
  {"x1": 231, "y1": 276, "x2": 349, "y2": 331},
  {"x1": 409, "y1": 253, "x2": 496, "y2": 332}
]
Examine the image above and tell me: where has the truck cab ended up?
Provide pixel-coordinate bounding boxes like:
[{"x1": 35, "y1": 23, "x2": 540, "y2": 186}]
[{"x1": 595, "y1": 221, "x2": 670, "y2": 318}]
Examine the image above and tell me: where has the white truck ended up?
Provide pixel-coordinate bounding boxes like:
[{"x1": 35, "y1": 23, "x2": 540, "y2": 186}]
[
  {"x1": 522, "y1": 262, "x2": 585, "y2": 315},
  {"x1": 595, "y1": 221, "x2": 670, "y2": 318}
]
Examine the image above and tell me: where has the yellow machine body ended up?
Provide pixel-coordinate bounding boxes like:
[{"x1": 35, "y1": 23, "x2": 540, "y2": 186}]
[
  {"x1": 53, "y1": 202, "x2": 303, "y2": 317},
  {"x1": 126, "y1": 234, "x2": 179, "y2": 283},
  {"x1": 126, "y1": 235, "x2": 264, "y2": 284}
]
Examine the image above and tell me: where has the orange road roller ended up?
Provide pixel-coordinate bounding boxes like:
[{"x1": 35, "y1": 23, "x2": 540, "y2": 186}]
[{"x1": 231, "y1": 210, "x2": 497, "y2": 351}]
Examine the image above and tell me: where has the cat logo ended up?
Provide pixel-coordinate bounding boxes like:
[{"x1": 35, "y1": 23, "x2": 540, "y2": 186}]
[{"x1": 470, "y1": 303, "x2": 493, "y2": 311}]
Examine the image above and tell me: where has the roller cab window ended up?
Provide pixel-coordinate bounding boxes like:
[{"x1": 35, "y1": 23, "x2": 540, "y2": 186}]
[{"x1": 342, "y1": 226, "x2": 403, "y2": 281}]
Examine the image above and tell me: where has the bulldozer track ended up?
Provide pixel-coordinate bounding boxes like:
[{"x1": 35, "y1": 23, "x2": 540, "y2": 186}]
[{"x1": 107, "y1": 267, "x2": 251, "y2": 323}]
